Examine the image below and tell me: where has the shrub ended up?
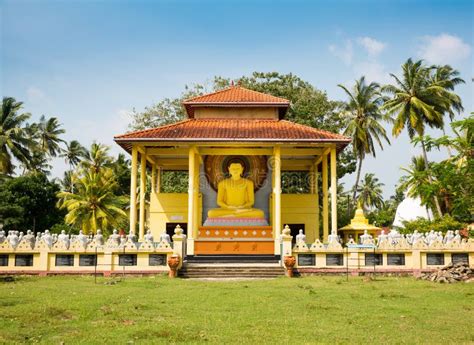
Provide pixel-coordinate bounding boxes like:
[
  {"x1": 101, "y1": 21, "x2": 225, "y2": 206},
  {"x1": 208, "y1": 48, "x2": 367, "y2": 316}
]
[{"x1": 400, "y1": 215, "x2": 467, "y2": 234}]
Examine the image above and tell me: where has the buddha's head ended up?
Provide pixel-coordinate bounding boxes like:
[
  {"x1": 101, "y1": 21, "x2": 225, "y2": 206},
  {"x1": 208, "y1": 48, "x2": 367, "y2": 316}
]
[{"x1": 228, "y1": 162, "x2": 244, "y2": 179}]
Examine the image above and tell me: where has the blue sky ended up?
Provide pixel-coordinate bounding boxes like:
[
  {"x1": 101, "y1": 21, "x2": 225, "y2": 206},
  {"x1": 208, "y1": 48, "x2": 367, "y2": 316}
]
[{"x1": 1, "y1": 0, "x2": 473, "y2": 197}]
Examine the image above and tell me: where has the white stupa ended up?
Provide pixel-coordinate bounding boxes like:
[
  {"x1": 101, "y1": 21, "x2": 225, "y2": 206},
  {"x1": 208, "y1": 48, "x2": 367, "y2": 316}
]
[{"x1": 393, "y1": 194, "x2": 433, "y2": 228}]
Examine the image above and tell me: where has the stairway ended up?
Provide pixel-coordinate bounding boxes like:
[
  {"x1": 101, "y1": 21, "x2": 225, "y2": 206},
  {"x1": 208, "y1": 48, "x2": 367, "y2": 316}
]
[
  {"x1": 186, "y1": 254, "x2": 280, "y2": 264},
  {"x1": 179, "y1": 255, "x2": 285, "y2": 278}
]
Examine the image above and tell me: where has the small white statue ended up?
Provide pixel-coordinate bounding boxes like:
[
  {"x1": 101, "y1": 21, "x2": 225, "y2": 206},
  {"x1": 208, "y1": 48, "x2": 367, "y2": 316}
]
[
  {"x1": 388, "y1": 228, "x2": 401, "y2": 244},
  {"x1": 77, "y1": 230, "x2": 88, "y2": 247},
  {"x1": 159, "y1": 232, "x2": 171, "y2": 244},
  {"x1": 127, "y1": 230, "x2": 137, "y2": 243},
  {"x1": 426, "y1": 230, "x2": 436, "y2": 245},
  {"x1": 8, "y1": 230, "x2": 20, "y2": 248},
  {"x1": 58, "y1": 230, "x2": 70, "y2": 247},
  {"x1": 108, "y1": 229, "x2": 120, "y2": 247},
  {"x1": 24, "y1": 229, "x2": 35, "y2": 242},
  {"x1": 35, "y1": 233, "x2": 41, "y2": 245},
  {"x1": 42, "y1": 230, "x2": 53, "y2": 247},
  {"x1": 360, "y1": 230, "x2": 372, "y2": 244},
  {"x1": 120, "y1": 235, "x2": 126, "y2": 246},
  {"x1": 411, "y1": 230, "x2": 423, "y2": 245},
  {"x1": 0, "y1": 230, "x2": 5, "y2": 243},
  {"x1": 377, "y1": 229, "x2": 387, "y2": 245},
  {"x1": 328, "y1": 233, "x2": 339, "y2": 244},
  {"x1": 295, "y1": 229, "x2": 306, "y2": 243},
  {"x1": 436, "y1": 231, "x2": 444, "y2": 242},
  {"x1": 444, "y1": 230, "x2": 454, "y2": 244},
  {"x1": 94, "y1": 230, "x2": 104, "y2": 245},
  {"x1": 453, "y1": 230, "x2": 462, "y2": 244},
  {"x1": 144, "y1": 230, "x2": 154, "y2": 243}
]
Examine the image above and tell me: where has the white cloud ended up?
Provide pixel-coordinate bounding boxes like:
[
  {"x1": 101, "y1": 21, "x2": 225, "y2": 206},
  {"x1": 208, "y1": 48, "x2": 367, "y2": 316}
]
[
  {"x1": 329, "y1": 36, "x2": 390, "y2": 84},
  {"x1": 418, "y1": 33, "x2": 471, "y2": 64},
  {"x1": 353, "y1": 61, "x2": 390, "y2": 84},
  {"x1": 328, "y1": 40, "x2": 353, "y2": 65},
  {"x1": 357, "y1": 37, "x2": 386, "y2": 57},
  {"x1": 26, "y1": 86, "x2": 47, "y2": 103}
]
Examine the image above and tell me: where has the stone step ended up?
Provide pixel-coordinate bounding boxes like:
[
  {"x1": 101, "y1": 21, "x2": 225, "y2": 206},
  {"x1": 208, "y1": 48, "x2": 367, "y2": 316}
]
[
  {"x1": 186, "y1": 254, "x2": 280, "y2": 264},
  {"x1": 179, "y1": 265, "x2": 285, "y2": 278}
]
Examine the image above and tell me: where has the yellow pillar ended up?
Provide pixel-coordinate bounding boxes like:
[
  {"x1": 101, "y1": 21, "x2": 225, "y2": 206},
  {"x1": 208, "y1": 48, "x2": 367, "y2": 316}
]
[
  {"x1": 330, "y1": 147, "x2": 337, "y2": 235},
  {"x1": 193, "y1": 151, "x2": 200, "y2": 238},
  {"x1": 129, "y1": 146, "x2": 138, "y2": 233},
  {"x1": 156, "y1": 167, "x2": 161, "y2": 194},
  {"x1": 322, "y1": 153, "x2": 329, "y2": 242},
  {"x1": 151, "y1": 163, "x2": 156, "y2": 195},
  {"x1": 139, "y1": 150, "x2": 146, "y2": 240},
  {"x1": 314, "y1": 162, "x2": 320, "y2": 240},
  {"x1": 187, "y1": 147, "x2": 195, "y2": 254},
  {"x1": 273, "y1": 146, "x2": 282, "y2": 253}
]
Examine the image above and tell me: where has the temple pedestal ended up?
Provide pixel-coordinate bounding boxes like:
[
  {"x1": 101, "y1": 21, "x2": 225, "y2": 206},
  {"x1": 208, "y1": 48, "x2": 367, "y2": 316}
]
[{"x1": 195, "y1": 225, "x2": 274, "y2": 255}]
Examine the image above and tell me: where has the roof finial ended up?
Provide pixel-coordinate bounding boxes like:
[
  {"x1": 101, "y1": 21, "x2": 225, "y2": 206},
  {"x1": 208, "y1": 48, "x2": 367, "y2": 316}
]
[{"x1": 230, "y1": 80, "x2": 234, "y2": 87}]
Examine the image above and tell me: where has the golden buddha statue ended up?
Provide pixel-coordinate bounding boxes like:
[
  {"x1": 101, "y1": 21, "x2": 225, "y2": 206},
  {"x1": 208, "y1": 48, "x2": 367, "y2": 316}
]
[{"x1": 207, "y1": 162, "x2": 265, "y2": 219}]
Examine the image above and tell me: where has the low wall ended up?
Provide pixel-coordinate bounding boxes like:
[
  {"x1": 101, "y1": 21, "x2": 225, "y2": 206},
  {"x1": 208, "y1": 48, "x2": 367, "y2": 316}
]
[
  {"x1": 291, "y1": 239, "x2": 474, "y2": 276},
  {"x1": 0, "y1": 237, "x2": 175, "y2": 276}
]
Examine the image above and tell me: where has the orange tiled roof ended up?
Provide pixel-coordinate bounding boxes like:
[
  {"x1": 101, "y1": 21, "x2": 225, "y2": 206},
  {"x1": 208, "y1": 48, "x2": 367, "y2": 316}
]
[
  {"x1": 115, "y1": 119, "x2": 350, "y2": 149},
  {"x1": 183, "y1": 86, "x2": 290, "y2": 105},
  {"x1": 182, "y1": 86, "x2": 290, "y2": 117}
]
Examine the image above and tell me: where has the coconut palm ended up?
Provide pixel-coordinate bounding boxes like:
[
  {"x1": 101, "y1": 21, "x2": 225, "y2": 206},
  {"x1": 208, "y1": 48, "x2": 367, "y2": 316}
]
[
  {"x1": 34, "y1": 115, "x2": 65, "y2": 157},
  {"x1": 382, "y1": 59, "x2": 463, "y2": 216},
  {"x1": 399, "y1": 156, "x2": 432, "y2": 206},
  {"x1": 81, "y1": 142, "x2": 113, "y2": 173},
  {"x1": 428, "y1": 65, "x2": 464, "y2": 120},
  {"x1": 338, "y1": 77, "x2": 390, "y2": 202},
  {"x1": 61, "y1": 140, "x2": 86, "y2": 168},
  {"x1": 57, "y1": 168, "x2": 129, "y2": 234},
  {"x1": 20, "y1": 150, "x2": 52, "y2": 176},
  {"x1": 0, "y1": 97, "x2": 33, "y2": 174},
  {"x1": 356, "y1": 173, "x2": 384, "y2": 210}
]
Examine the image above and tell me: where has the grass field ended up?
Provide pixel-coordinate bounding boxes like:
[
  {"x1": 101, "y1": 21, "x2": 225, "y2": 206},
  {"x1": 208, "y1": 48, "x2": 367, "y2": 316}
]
[{"x1": 0, "y1": 275, "x2": 473, "y2": 344}]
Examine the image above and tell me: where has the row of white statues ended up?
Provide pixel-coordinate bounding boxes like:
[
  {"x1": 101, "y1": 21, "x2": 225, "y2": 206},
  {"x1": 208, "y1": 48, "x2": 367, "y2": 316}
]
[
  {"x1": 294, "y1": 228, "x2": 467, "y2": 248},
  {"x1": 0, "y1": 228, "x2": 173, "y2": 250}
]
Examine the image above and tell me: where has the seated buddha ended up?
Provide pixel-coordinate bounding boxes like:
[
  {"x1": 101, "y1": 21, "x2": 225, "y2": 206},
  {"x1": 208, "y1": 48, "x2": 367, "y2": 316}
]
[{"x1": 207, "y1": 162, "x2": 265, "y2": 219}]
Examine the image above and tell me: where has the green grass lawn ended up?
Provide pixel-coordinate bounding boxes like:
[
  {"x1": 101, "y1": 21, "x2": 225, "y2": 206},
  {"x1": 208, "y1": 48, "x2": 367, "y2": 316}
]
[{"x1": 0, "y1": 275, "x2": 473, "y2": 344}]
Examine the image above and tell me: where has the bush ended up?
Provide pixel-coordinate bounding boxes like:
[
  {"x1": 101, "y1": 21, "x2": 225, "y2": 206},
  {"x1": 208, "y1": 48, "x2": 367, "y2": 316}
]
[
  {"x1": 49, "y1": 223, "x2": 80, "y2": 235},
  {"x1": 400, "y1": 215, "x2": 467, "y2": 234}
]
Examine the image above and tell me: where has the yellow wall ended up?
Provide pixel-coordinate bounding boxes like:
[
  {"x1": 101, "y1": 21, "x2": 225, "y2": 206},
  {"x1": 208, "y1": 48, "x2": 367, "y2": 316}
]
[
  {"x1": 149, "y1": 193, "x2": 188, "y2": 238},
  {"x1": 194, "y1": 107, "x2": 279, "y2": 119},
  {"x1": 280, "y1": 194, "x2": 319, "y2": 242}
]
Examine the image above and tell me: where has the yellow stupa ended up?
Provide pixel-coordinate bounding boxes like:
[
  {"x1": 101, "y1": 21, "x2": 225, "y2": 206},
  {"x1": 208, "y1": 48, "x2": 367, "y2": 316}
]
[{"x1": 339, "y1": 202, "x2": 381, "y2": 242}]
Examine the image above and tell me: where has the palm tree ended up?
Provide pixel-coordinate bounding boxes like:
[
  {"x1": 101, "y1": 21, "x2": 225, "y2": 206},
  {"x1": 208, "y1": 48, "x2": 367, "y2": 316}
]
[
  {"x1": 356, "y1": 173, "x2": 384, "y2": 210},
  {"x1": 382, "y1": 59, "x2": 464, "y2": 217},
  {"x1": 399, "y1": 156, "x2": 435, "y2": 219},
  {"x1": 428, "y1": 65, "x2": 464, "y2": 120},
  {"x1": 57, "y1": 168, "x2": 129, "y2": 234},
  {"x1": 60, "y1": 140, "x2": 87, "y2": 191},
  {"x1": 0, "y1": 97, "x2": 33, "y2": 174},
  {"x1": 338, "y1": 77, "x2": 390, "y2": 202},
  {"x1": 34, "y1": 115, "x2": 65, "y2": 157},
  {"x1": 81, "y1": 142, "x2": 113, "y2": 173},
  {"x1": 61, "y1": 140, "x2": 86, "y2": 168},
  {"x1": 20, "y1": 150, "x2": 52, "y2": 175}
]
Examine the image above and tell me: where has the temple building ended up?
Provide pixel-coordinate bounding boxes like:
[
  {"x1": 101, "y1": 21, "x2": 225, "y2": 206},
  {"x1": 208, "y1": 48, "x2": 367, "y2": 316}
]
[
  {"x1": 338, "y1": 204, "x2": 381, "y2": 242},
  {"x1": 114, "y1": 86, "x2": 351, "y2": 257}
]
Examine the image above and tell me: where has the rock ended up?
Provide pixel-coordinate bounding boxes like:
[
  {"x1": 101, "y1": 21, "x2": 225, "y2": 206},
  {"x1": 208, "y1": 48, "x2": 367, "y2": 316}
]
[{"x1": 420, "y1": 263, "x2": 473, "y2": 284}]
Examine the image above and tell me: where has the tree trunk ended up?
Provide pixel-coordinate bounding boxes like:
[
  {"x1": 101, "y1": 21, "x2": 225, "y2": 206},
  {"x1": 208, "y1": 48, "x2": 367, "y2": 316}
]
[
  {"x1": 352, "y1": 156, "x2": 363, "y2": 202},
  {"x1": 421, "y1": 140, "x2": 443, "y2": 218},
  {"x1": 442, "y1": 128, "x2": 453, "y2": 158}
]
